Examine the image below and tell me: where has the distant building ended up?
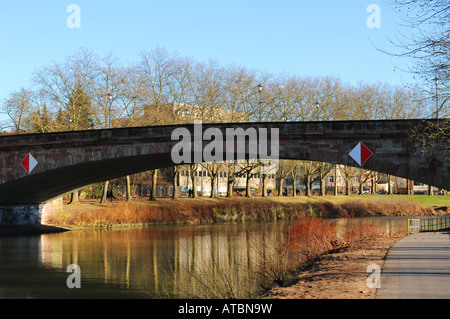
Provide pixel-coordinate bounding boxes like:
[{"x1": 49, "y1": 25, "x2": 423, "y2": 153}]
[{"x1": 177, "y1": 165, "x2": 276, "y2": 197}]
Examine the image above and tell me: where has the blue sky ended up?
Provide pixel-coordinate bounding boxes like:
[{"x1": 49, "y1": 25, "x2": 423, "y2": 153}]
[{"x1": 0, "y1": 1, "x2": 413, "y2": 108}]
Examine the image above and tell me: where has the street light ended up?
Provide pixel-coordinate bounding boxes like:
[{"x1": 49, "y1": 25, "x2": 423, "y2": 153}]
[
  {"x1": 433, "y1": 76, "x2": 439, "y2": 121},
  {"x1": 257, "y1": 84, "x2": 263, "y2": 121},
  {"x1": 107, "y1": 92, "x2": 112, "y2": 128},
  {"x1": 186, "y1": 108, "x2": 190, "y2": 124},
  {"x1": 315, "y1": 101, "x2": 320, "y2": 121}
]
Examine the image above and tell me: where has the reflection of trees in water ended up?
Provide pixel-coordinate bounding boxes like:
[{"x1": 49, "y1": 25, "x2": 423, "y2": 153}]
[
  {"x1": 168, "y1": 222, "x2": 296, "y2": 299},
  {"x1": 37, "y1": 218, "x2": 405, "y2": 298},
  {"x1": 40, "y1": 229, "x2": 173, "y2": 296},
  {"x1": 38, "y1": 224, "x2": 292, "y2": 298},
  {"x1": 169, "y1": 226, "x2": 259, "y2": 298}
]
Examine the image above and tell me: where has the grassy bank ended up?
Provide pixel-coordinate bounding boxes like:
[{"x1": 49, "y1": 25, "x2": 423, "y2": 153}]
[{"x1": 45, "y1": 195, "x2": 449, "y2": 229}]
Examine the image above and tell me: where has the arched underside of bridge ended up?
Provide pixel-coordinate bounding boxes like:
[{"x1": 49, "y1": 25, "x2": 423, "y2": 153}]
[
  {"x1": 0, "y1": 119, "x2": 448, "y2": 225},
  {"x1": 1, "y1": 152, "x2": 175, "y2": 205},
  {"x1": 0, "y1": 149, "x2": 445, "y2": 206}
]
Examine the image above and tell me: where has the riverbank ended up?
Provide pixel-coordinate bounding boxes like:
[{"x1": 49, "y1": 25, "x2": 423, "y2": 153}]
[
  {"x1": 270, "y1": 232, "x2": 405, "y2": 299},
  {"x1": 45, "y1": 195, "x2": 449, "y2": 229}
]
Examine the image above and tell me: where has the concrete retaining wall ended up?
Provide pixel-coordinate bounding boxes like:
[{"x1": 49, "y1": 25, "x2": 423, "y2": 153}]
[
  {"x1": 0, "y1": 204, "x2": 42, "y2": 226},
  {"x1": 0, "y1": 197, "x2": 63, "y2": 226}
]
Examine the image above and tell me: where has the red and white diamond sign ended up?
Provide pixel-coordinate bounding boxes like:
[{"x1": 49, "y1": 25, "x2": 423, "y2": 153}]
[
  {"x1": 349, "y1": 142, "x2": 373, "y2": 166},
  {"x1": 21, "y1": 153, "x2": 38, "y2": 173}
]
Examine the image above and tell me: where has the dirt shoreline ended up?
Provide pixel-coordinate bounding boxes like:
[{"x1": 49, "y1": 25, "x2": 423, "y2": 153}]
[{"x1": 270, "y1": 233, "x2": 405, "y2": 299}]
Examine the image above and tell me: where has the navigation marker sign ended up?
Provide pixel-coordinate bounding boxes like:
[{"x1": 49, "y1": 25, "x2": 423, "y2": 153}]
[
  {"x1": 349, "y1": 142, "x2": 373, "y2": 166},
  {"x1": 21, "y1": 153, "x2": 38, "y2": 173}
]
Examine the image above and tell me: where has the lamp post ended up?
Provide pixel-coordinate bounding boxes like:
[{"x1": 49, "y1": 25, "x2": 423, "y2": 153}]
[
  {"x1": 432, "y1": 76, "x2": 439, "y2": 196},
  {"x1": 257, "y1": 84, "x2": 263, "y2": 121},
  {"x1": 107, "y1": 92, "x2": 112, "y2": 128},
  {"x1": 315, "y1": 101, "x2": 320, "y2": 121},
  {"x1": 433, "y1": 76, "x2": 439, "y2": 121}
]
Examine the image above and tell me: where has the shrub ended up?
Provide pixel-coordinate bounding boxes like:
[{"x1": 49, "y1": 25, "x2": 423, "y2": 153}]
[{"x1": 287, "y1": 217, "x2": 338, "y2": 265}]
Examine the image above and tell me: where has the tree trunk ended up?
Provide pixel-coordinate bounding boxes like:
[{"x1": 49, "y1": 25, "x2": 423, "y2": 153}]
[
  {"x1": 188, "y1": 164, "x2": 199, "y2": 198},
  {"x1": 292, "y1": 174, "x2": 297, "y2": 197},
  {"x1": 334, "y1": 165, "x2": 338, "y2": 196},
  {"x1": 149, "y1": 169, "x2": 158, "y2": 201},
  {"x1": 345, "y1": 180, "x2": 350, "y2": 195},
  {"x1": 428, "y1": 184, "x2": 433, "y2": 196},
  {"x1": 69, "y1": 190, "x2": 80, "y2": 205},
  {"x1": 262, "y1": 174, "x2": 267, "y2": 197},
  {"x1": 126, "y1": 175, "x2": 131, "y2": 201},
  {"x1": 100, "y1": 181, "x2": 109, "y2": 203},
  {"x1": 227, "y1": 177, "x2": 234, "y2": 197},
  {"x1": 388, "y1": 175, "x2": 393, "y2": 195},
  {"x1": 321, "y1": 178, "x2": 326, "y2": 196},
  {"x1": 172, "y1": 169, "x2": 178, "y2": 200},
  {"x1": 372, "y1": 175, "x2": 377, "y2": 195},
  {"x1": 278, "y1": 178, "x2": 284, "y2": 196},
  {"x1": 305, "y1": 175, "x2": 311, "y2": 197},
  {"x1": 245, "y1": 174, "x2": 251, "y2": 197},
  {"x1": 191, "y1": 172, "x2": 198, "y2": 198},
  {"x1": 210, "y1": 174, "x2": 217, "y2": 198},
  {"x1": 279, "y1": 173, "x2": 290, "y2": 196}
]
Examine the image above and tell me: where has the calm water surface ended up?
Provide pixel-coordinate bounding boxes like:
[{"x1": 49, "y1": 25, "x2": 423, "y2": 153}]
[{"x1": 0, "y1": 217, "x2": 409, "y2": 299}]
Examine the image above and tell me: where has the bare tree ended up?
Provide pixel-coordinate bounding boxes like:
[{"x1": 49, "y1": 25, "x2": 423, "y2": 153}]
[
  {"x1": 340, "y1": 165, "x2": 359, "y2": 196},
  {"x1": 276, "y1": 160, "x2": 295, "y2": 196},
  {"x1": 188, "y1": 59, "x2": 228, "y2": 123},
  {"x1": 2, "y1": 88, "x2": 34, "y2": 133},
  {"x1": 372, "y1": 171, "x2": 383, "y2": 195},
  {"x1": 290, "y1": 163, "x2": 301, "y2": 197},
  {"x1": 222, "y1": 65, "x2": 255, "y2": 122},
  {"x1": 384, "y1": 1, "x2": 449, "y2": 87},
  {"x1": 138, "y1": 47, "x2": 178, "y2": 125},
  {"x1": 410, "y1": 118, "x2": 450, "y2": 164},
  {"x1": 237, "y1": 159, "x2": 261, "y2": 198},
  {"x1": 299, "y1": 161, "x2": 321, "y2": 196},
  {"x1": 317, "y1": 162, "x2": 334, "y2": 196},
  {"x1": 201, "y1": 162, "x2": 222, "y2": 198},
  {"x1": 354, "y1": 169, "x2": 373, "y2": 195},
  {"x1": 33, "y1": 48, "x2": 99, "y2": 131},
  {"x1": 223, "y1": 161, "x2": 238, "y2": 197}
]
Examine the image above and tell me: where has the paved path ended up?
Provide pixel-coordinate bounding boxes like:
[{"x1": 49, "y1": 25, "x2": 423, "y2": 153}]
[{"x1": 377, "y1": 231, "x2": 450, "y2": 299}]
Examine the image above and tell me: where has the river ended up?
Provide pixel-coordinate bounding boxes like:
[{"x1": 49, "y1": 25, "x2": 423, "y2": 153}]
[{"x1": 0, "y1": 216, "x2": 410, "y2": 299}]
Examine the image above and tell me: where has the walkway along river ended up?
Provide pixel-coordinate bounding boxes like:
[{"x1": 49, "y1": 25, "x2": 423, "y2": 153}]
[{"x1": 0, "y1": 216, "x2": 412, "y2": 299}]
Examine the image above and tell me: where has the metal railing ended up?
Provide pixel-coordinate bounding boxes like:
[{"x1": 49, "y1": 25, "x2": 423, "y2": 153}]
[{"x1": 408, "y1": 216, "x2": 450, "y2": 234}]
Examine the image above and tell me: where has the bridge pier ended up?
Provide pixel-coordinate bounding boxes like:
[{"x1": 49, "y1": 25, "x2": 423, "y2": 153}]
[{"x1": 0, "y1": 205, "x2": 43, "y2": 226}]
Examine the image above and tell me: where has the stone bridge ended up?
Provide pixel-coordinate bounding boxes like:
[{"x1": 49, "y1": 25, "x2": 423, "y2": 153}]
[{"x1": 0, "y1": 119, "x2": 448, "y2": 225}]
